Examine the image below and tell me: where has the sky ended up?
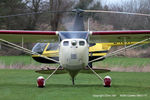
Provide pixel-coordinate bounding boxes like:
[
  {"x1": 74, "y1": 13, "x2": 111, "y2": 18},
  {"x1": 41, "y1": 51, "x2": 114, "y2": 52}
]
[
  {"x1": 102, "y1": 0, "x2": 126, "y2": 5},
  {"x1": 42, "y1": 0, "x2": 124, "y2": 5}
]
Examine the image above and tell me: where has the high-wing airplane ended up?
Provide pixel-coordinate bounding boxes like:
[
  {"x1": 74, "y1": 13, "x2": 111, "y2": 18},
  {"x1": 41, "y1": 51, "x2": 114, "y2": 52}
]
[{"x1": 0, "y1": 9, "x2": 150, "y2": 87}]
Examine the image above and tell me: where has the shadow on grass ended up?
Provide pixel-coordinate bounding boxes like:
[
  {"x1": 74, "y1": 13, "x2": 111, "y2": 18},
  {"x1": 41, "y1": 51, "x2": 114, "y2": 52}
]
[
  {"x1": 46, "y1": 84, "x2": 103, "y2": 88},
  {"x1": 111, "y1": 84, "x2": 150, "y2": 89},
  {"x1": 0, "y1": 83, "x2": 102, "y2": 88},
  {"x1": 0, "y1": 83, "x2": 150, "y2": 90},
  {"x1": 46, "y1": 84, "x2": 150, "y2": 90}
]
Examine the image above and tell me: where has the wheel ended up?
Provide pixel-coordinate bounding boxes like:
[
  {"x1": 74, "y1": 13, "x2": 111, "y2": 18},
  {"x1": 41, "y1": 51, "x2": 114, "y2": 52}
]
[
  {"x1": 37, "y1": 76, "x2": 45, "y2": 88},
  {"x1": 104, "y1": 76, "x2": 111, "y2": 87}
]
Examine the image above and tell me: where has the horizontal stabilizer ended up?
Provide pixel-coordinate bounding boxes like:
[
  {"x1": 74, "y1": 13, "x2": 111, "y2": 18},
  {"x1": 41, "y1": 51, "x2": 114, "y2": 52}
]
[
  {"x1": 35, "y1": 67, "x2": 110, "y2": 74},
  {"x1": 80, "y1": 68, "x2": 110, "y2": 74},
  {"x1": 35, "y1": 68, "x2": 67, "y2": 74}
]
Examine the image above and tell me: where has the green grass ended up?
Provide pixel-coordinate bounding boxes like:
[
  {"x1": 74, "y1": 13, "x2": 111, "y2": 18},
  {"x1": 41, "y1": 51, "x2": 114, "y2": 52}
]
[
  {"x1": 0, "y1": 69, "x2": 150, "y2": 100},
  {"x1": 0, "y1": 56, "x2": 41, "y2": 66},
  {"x1": 0, "y1": 56, "x2": 150, "y2": 68},
  {"x1": 0, "y1": 56, "x2": 58, "y2": 68},
  {"x1": 95, "y1": 57, "x2": 150, "y2": 67}
]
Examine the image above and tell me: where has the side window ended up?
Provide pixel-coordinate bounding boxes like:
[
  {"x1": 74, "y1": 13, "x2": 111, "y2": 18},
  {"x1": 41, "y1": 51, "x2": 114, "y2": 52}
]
[
  {"x1": 79, "y1": 41, "x2": 85, "y2": 46},
  {"x1": 46, "y1": 43, "x2": 59, "y2": 51},
  {"x1": 63, "y1": 41, "x2": 69, "y2": 46},
  {"x1": 32, "y1": 43, "x2": 47, "y2": 54}
]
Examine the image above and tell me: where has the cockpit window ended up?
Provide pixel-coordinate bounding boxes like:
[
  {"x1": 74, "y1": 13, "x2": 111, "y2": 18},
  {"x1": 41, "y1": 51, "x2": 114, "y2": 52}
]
[
  {"x1": 32, "y1": 43, "x2": 47, "y2": 54},
  {"x1": 47, "y1": 43, "x2": 59, "y2": 51},
  {"x1": 63, "y1": 41, "x2": 69, "y2": 46},
  {"x1": 79, "y1": 41, "x2": 85, "y2": 46}
]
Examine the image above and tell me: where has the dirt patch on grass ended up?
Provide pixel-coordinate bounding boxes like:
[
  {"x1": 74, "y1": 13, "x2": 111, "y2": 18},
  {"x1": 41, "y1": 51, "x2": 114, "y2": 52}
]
[
  {"x1": 0, "y1": 64, "x2": 150, "y2": 72},
  {"x1": 0, "y1": 64, "x2": 40, "y2": 70},
  {"x1": 0, "y1": 64, "x2": 57, "y2": 70},
  {"x1": 107, "y1": 66, "x2": 150, "y2": 72}
]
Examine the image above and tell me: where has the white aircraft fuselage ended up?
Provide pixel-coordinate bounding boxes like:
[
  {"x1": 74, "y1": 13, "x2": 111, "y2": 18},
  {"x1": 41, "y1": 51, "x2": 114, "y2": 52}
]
[{"x1": 59, "y1": 39, "x2": 89, "y2": 71}]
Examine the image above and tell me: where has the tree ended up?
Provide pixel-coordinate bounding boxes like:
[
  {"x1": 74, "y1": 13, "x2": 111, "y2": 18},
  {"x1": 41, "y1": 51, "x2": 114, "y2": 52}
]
[
  {"x1": 101, "y1": 0, "x2": 150, "y2": 30},
  {"x1": 0, "y1": 0, "x2": 26, "y2": 29},
  {"x1": 49, "y1": 0, "x2": 74, "y2": 31},
  {"x1": 74, "y1": 0, "x2": 93, "y2": 9},
  {"x1": 24, "y1": 0, "x2": 42, "y2": 30}
]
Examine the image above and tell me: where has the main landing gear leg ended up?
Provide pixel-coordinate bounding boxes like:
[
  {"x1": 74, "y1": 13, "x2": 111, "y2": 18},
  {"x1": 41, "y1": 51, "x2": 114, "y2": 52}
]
[
  {"x1": 45, "y1": 65, "x2": 61, "y2": 81},
  {"x1": 37, "y1": 66, "x2": 60, "y2": 88},
  {"x1": 87, "y1": 65, "x2": 104, "y2": 83},
  {"x1": 87, "y1": 65, "x2": 112, "y2": 87}
]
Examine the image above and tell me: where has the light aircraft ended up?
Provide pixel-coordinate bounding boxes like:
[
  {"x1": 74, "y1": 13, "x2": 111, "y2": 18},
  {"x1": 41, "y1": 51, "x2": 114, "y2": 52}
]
[{"x1": 0, "y1": 9, "x2": 150, "y2": 86}]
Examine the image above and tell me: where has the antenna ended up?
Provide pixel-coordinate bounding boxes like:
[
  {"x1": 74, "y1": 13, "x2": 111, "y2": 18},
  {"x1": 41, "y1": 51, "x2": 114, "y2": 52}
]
[
  {"x1": 0, "y1": 42, "x2": 1, "y2": 50},
  {"x1": 88, "y1": 18, "x2": 90, "y2": 31}
]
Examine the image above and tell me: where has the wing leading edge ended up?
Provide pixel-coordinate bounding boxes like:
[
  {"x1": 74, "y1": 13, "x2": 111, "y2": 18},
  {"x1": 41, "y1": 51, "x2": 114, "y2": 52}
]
[
  {"x1": 0, "y1": 30, "x2": 58, "y2": 43},
  {"x1": 90, "y1": 30, "x2": 150, "y2": 42},
  {"x1": 1, "y1": 30, "x2": 150, "y2": 43}
]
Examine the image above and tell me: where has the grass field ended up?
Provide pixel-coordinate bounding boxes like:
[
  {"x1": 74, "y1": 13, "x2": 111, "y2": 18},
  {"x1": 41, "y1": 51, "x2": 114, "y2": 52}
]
[
  {"x1": 0, "y1": 56, "x2": 40, "y2": 66},
  {"x1": 0, "y1": 56, "x2": 150, "y2": 68},
  {"x1": 0, "y1": 56, "x2": 150, "y2": 100},
  {"x1": 0, "y1": 69, "x2": 150, "y2": 100},
  {"x1": 97, "y1": 57, "x2": 150, "y2": 68}
]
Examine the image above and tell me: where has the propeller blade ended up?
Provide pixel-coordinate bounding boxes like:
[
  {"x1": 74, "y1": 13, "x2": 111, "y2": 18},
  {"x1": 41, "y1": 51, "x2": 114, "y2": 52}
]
[
  {"x1": 0, "y1": 10, "x2": 72, "y2": 18},
  {"x1": 2, "y1": 9, "x2": 149, "y2": 19},
  {"x1": 84, "y1": 10, "x2": 150, "y2": 17}
]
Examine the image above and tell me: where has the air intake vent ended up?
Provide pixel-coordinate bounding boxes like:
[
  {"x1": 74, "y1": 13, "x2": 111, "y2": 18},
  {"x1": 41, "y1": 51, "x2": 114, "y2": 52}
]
[{"x1": 71, "y1": 54, "x2": 77, "y2": 59}]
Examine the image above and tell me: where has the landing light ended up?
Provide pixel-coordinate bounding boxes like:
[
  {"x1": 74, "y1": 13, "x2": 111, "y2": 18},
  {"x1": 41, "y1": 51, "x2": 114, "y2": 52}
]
[{"x1": 71, "y1": 40, "x2": 77, "y2": 46}]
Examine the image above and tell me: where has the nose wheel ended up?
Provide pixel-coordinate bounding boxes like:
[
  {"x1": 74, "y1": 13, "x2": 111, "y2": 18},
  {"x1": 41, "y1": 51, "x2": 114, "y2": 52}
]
[{"x1": 72, "y1": 78, "x2": 75, "y2": 85}]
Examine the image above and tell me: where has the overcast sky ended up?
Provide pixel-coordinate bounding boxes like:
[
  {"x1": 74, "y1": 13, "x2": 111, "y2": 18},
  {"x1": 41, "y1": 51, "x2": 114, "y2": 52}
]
[{"x1": 102, "y1": 0, "x2": 126, "y2": 5}]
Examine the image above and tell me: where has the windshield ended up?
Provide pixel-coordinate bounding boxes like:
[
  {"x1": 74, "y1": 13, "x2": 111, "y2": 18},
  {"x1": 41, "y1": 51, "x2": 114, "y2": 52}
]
[{"x1": 59, "y1": 31, "x2": 88, "y2": 41}]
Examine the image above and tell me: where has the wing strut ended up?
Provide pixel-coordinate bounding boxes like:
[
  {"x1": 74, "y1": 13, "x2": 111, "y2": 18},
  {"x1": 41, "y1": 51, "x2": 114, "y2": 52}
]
[
  {"x1": 0, "y1": 39, "x2": 59, "y2": 63},
  {"x1": 89, "y1": 37, "x2": 150, "y2": 63}
]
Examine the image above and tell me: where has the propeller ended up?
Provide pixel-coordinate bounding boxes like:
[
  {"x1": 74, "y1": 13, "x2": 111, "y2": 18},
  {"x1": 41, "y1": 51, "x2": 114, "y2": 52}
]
[
  {"x1": 83, "y1": 10, "x2": 150, "y2": 17},
  {"x1": 0, "y1": 10, "x2": 72, "y2": 18},
  {"x1": 1, "y1": 9, "x2": 150, "y2": 19}
]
